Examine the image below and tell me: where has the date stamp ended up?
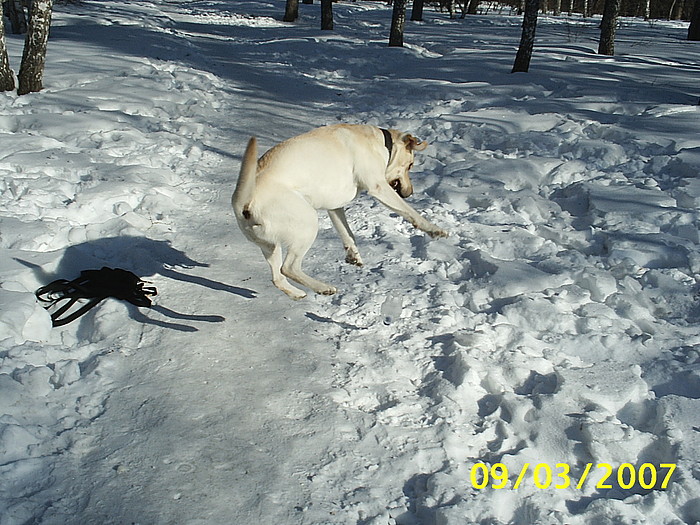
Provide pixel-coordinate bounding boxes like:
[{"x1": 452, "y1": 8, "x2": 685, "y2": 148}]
[{"x1": 469, "y1": 462, "x2": 677, "y2": 490}]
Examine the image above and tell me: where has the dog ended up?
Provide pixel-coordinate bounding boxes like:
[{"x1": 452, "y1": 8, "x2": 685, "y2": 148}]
[{"x1": 232, "y1": 124, "x2": 448, "y2": 299}]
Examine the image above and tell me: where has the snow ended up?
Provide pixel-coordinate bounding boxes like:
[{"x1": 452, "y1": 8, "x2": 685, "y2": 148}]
[{"x1": 1, "y1": 1, "x2": 699, "y2": 523}]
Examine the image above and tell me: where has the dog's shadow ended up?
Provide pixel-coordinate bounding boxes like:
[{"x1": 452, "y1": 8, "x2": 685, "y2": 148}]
[{"x1": 17, "y1": 236, "x2": 256, "y2": 332}]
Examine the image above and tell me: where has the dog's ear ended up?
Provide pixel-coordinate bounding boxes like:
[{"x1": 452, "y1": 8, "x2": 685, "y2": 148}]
[{"x1": 403, "y1": 134, "x2": 428, "y2": 152}]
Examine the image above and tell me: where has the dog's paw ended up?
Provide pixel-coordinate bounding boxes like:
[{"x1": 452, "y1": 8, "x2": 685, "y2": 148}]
[
  {"x1": 317, "y1": 286, "x2": 338, "y2": 296},
  {"x1": 345, "y1": 250, "x2": 364, "y2": 267},
  {"x1": 428, "y1": 228, "x2": 449, "y2": 239},
  {"x1": 281, "y1": 287, "x2": 307, "y2": 300}
]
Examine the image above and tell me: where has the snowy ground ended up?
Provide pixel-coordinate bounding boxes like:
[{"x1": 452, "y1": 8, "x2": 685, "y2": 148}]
[{"x1": 1, "y1": 1, "x2": 700, "y2": 523}]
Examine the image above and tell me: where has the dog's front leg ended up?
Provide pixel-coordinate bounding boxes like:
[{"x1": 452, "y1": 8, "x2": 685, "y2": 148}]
[
  {"x1": 328, "y1": 208, "x2": 364, "y2": 266},
  {"x1": 369, "y1": 184, "x2": 448, "y2": 239}
]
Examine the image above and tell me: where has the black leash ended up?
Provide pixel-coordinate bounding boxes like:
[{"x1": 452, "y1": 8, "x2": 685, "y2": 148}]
[{"x1": 36, "y1": 267, "x2": 157, "y2": 327}]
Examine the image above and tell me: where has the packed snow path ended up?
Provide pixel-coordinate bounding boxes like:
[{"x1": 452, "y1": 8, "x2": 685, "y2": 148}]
[{"x1": 1, "y1": 1, "x2": 700, "y2": 524}]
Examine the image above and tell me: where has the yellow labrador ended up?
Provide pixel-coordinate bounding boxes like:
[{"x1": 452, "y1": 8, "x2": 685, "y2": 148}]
[{"x1": 232, "y1": 124, "x2": 447, "y2": 299}]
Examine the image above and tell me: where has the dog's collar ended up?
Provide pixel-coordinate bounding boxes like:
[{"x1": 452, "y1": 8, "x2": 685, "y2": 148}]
[{"x1": 380, "y1": 128, "x2": 393, "y2": 164}]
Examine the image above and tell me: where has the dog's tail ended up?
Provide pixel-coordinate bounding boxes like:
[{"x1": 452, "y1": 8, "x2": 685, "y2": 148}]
[{"x1": 232, "y1": 137, "x2": 258, "y2": 220}]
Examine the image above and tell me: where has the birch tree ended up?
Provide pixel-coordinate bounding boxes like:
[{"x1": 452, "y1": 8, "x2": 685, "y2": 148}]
[
  {"x1": 1, "y1": 13, "x2": 15, "y2": 92},
  {"x1": 598, "y1": 0, "x2": 621, "y2": 55},
  {"x1": 321, "y1": 0, "x2": 333, "y2": 30},
  {"x1": 512, "y1": 0, "x2": 539, "y2": 73},
  {"x1": 283, "y1": 0, "x2": 299, "y2": 22},
  {"x1": 411, "y1": 0, "x2": 425, "y2": 21},
  {"x1": 18, "y1": 0, "x2": 54, "y2": 95},
  {"x1": 5, "y1": 0, "x2": 28, "y2": 34},
  {"x1": 389, "y1": 0, "x2": 408, "y2": 46},
  {"x1": 466, "y1": 0, "x2": 481, "y2": 14},
  {"x1": 690, "y1": 0, "x2": 700, "y2": 40}
]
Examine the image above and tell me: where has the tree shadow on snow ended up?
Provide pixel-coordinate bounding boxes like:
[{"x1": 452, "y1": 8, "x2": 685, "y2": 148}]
[{"x1": 16, "y1": 235, "x2": 256, "y2": 332}]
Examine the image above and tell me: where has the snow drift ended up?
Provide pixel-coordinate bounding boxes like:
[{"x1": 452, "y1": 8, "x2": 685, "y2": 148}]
[{"x1": 1, "y1": 1, "x2": 699, "y2": 524}]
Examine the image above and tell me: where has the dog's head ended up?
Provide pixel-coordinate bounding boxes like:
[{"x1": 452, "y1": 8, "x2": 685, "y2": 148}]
[{"x1": 385, "y1": 131, "x2": 428, "y2": 199}]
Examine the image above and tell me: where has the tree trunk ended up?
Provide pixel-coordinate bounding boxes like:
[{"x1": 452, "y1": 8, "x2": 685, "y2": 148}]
[
  {"x1": 512, "y1": 0, "x2": 540, "y2": 73},
  {"x1": 321, "y1": 0, "x2": 333, "y2": 30},
  {"x1": 1, "y1": 12, "x2": 16, "y2": 92},
  {"x1": 389, "y1": 0, "x2": 407, "y2": 47},
  {"x1": 283, "y1": 0, "x2": 299, "y2": 22},
  {"x1": 411, "y1": 0, "x2": 425, "y2": 21},
  {"x1": 690, "y1": 0, "x2": 700, "y2": 39},
  {"x1": 598, "y1": 0, "x2": 620, "y2": 55},
  {"x1": 670, "y1": 0, "x2": 684, "y2": 19},
  {"x1": 5, "y1": 0, "x2": 28, "y2": 34},
  {"x1": 467, "y1": 0, "x2": 480, "y2": 14},
  {"x1": 17, "y1": 0, "x2": 53, "y2": 95}
]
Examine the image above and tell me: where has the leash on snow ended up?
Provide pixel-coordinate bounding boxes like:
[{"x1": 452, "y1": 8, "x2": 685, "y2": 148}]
[{"x1": 35, "y1": 267, "x2": 157, "y2": 327}]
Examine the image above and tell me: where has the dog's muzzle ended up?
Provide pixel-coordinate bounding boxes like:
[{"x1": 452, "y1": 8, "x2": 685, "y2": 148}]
[{"x1": 391, "y1": 179, "x2": 412, "y2": 199}]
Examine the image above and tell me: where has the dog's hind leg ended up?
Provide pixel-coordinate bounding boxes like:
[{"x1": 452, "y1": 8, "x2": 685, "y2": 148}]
[
  {"x1": 260, "y1": 242, "x2": 307, "y2": 300},
  {"x1": 280, "y1": 224, "x2": 337, "y2": 296},
  {"x1": 282, "y1": 248, "x2": 337, "y2": 296},
  {"x1": 328, "y1": 208, "x2": 363, "y2": 267}
]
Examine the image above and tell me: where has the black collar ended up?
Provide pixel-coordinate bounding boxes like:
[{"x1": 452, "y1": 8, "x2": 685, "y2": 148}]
[{"x1": 380, "y1": 128, "x2": 393, "y2": 162}]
